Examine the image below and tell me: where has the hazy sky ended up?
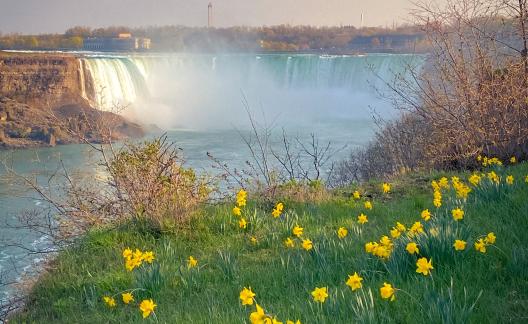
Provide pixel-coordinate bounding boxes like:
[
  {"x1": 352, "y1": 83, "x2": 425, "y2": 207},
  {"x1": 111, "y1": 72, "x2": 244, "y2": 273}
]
[{"x1": 0, "y1": 0, "x2": 417, "y2": 34}]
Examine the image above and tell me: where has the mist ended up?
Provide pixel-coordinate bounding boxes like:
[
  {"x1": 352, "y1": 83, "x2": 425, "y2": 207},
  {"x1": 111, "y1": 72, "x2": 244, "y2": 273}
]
[{"x1": 81, "y1": 54, "x2": 419, "y2": 133}]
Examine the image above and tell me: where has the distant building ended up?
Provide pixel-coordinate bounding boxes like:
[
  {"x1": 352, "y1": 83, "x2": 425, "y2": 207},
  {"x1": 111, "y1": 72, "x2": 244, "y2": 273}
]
[{"x1": 83, "y1": 34, "x2": 151, "y2": 51}]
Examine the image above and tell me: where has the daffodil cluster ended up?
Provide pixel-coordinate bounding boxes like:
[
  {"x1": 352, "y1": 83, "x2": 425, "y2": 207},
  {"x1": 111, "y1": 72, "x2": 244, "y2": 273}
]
[
  {"x1": 282, "y1": 225, "x2": 314, "y2": 251},
  {"x1": 431, "y1": 178, "x2": 448, "y2": 208},
  {"x1": 451, "y1": 176, "x2": 472, "y2": 199},
  {"x1": 478, "y1": 155, "x2": 503, "y2": 167},
  {"x1": 122, "y1": 247, "x2": 155, "y2": 272},
  {"x1": 232, "y1": 189, "x2": 249, "y2": 229},
  {"x1": 104, "y1": 293, "x2": 155, "y2": 318},
  {"x1": 272, "y1": 202, "x2": 284, "y2": 218},
  {"x1": 474, "y1": 232, "x2": 496, "y2": 253},
  {"x1": 101, "y1": 248, "x2": 159, "y2": 319},
  {"x1": 365, "y1": 235, "x2": 394, "y2": 259},
  {"x1": 240, "y1": 287, "x2": 301, "y2": 324}
]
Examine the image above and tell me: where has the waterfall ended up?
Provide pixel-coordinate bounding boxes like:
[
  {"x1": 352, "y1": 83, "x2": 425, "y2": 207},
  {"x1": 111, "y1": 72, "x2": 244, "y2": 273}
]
[
  {"x1": 82, "y1": 56, "x2": 148, "y2": 110},
  {"x1": 79, "y1": 53, "x2": 422, "y2": 128},
  {"x1": 78, "y1": 60, "x2": 87, "y2": 100}
]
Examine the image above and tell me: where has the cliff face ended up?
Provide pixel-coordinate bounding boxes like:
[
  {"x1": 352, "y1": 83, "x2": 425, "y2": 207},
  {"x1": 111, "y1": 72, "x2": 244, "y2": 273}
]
[
  {"x1": 0, "y1": 52, "x2": 142, "y2": 148},
  {"x1": 0, "y1": 52, "x2": 88, "y2": 108}
]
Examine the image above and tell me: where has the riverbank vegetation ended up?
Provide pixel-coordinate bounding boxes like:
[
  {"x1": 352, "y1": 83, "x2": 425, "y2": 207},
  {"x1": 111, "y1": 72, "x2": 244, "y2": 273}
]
[
  {"x1": 333, "y1": 0, "x2": 528, "y2": 182},
  {"x1": 10, "y1": 160, "x2": 528, "y2": 322}
]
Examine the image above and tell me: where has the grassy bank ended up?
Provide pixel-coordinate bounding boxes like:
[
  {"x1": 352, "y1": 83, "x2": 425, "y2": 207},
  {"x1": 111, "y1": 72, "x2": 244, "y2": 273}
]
[{"x1": 11, "y1": 163, "x2": 528, "y2": 323}]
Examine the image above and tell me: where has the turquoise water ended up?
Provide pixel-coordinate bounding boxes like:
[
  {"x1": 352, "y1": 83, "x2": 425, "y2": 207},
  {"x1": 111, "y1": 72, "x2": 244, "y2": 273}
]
[{"x1": 0, "y1": 53, "x2": 422, "y2": 300}]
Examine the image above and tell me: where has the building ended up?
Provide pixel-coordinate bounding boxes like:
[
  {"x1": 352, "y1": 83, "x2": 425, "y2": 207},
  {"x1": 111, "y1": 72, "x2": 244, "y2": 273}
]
[{"x1": 84, "y1": 34, "x2": 151, "y2": 51}]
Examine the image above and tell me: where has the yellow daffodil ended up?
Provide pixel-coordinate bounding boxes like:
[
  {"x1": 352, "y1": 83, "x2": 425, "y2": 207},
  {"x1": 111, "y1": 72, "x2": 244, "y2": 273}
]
[
  {"x1": 510, "y1": 156, "x2": 517, "y2": 163},
  {"x1": 433, "y1": 198, "x2": 442, "y2": 208},
  {"x1": 271, "y1": 202, "x2": 284, "y2": 218},
  {"x1": 187, "y1": 256, "x2": 198, "y2": 269},
  {"x1": 396, "y1": 222, "x2": 406, "y2": 232},
  {"x1": 122, "y1": 247, "x2": 132, "y2": 259},
  {"x1": 142, "y1": 251, "x2": 155, "y2": 264},
  {"x1": 382, "y1": 183, "x2": 391, "y2": 193},
  {"x1": 302, "y1": 239, "x2": 313, "y2": 251},
  {"x1": 353, "y1": 190, "x2": 361, "y2": 200},
  {"x1": 292, "y1": 225, "x2": 303, "y2": 237},
  {"x1": 133, "y1": 249, "x2": 143, "y2": 260},
  {"x1": 240, "y1": 287, "x2": 256, "y2": 306},
  {"x1": 250, "y1": 236, "x2": 258, "y2": 245},
  {"x1": 233, "y1": 206, "x2": 242, "y2": 216},
  {"x1": 249, "y1": 304, "x2": 267, "y2": 324},
  {"x1": 439, "y1": 177, "x2": 449, "y2": 189},
  {"x1": 380, "y1": 282, "x2": 395, "y2": 301},
  {"x1": 284, "y1": 237, "x2": 295, "y2": 248},
  {"x1": 236, "y1": 189, "x2": 247, "y2": 207},
  {"x1": 346, "y1": 272, "x2": 363, "y2": 291},
  {"x1": 311, "y1": 287, "x2": 328, "y2": 303},
  {"x1": 380, "y1": 235, "x2": 392, "y2": 247},
  {"x1": 431, "y1": 180, "x2": 440, "y2": 191},
  {"x1": 409, "y1": 221, "x2": 424, "y2": 237},
  {"x1": 103, "y1": 296, "x2": 116, "y2": 308},
  {"x1": 337, "y1": 227, "x2": 348, "y2": 239},
  {"x1": 122, "y1": 292, "x2": 134, "y2": 304},
  {"x1": 487, "y1": 171, "x2": 500, "y2": 184},
  {"x1": 373, "y1": 245, "x2": 390, "y2": 259},
  {"x1": 390, "y1": 227, "x2": 401, "y2": 238},
  {"x1": 484, "y1": 232, "x2": 496, "y2": 244},
  {"x1": 365, "y1": 242, "x2": 377, "y2": 253},
  {"x1": 125, "y1": 254, "x2": 143, "y2": 271},
  {"x1": 453, "y1": 240, "x2": 466, "y2": 251},
  {"x1": 416, "y1": 257, "x2": 433, "y2": 276},
  {"x1": 139, "y1": 299, "x2": 157, "y2": 318},
  {"x1": 364, "y1": 201, "x2": 373, "y2": 210},
  {"x1": 506, "y1": 175, "x2": 514, "y2": 185},
  {"x1": 469, "y1": 173, "x2": 481, "y2": 186},
  {"x1": 452, "y1": 208, "x2": 464, "y2": 221},
  {"x1": 286, "y1": 320, "x2": 302, "y2": 324},
  {"x1": 357, "y1": 213, "x2": 368, "y2": 224},
  {"x1": 421, "y1": 209, "x2": 431, "y2": 221},
  {"x1": 474, "y1": 239, "x2": 486, "y2": 253},
  {"x1": 525, "y1": 175, "x2": 528, "y2": 183},
  {"x1": 406, "y1": 242, "x2": 419, "y2": 255},
  {"x1": 239, "y1": 218, "x2": 247, "y2": 229}
]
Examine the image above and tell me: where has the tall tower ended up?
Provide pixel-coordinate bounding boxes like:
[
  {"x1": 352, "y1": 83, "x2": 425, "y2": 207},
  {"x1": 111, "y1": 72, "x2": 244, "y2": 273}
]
[
  {"x1": 360, "y1": 13, "x2": 364, "y2": 29},
  {"x1": 208, "y1": 2, "x2": 213, "y2": 28}
]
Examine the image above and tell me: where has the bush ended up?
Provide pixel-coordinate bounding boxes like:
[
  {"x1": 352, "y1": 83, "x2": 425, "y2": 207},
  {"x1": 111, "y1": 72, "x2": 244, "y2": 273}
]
[
  {"x1": 109, "y1": 137, "x2": 212, "y2": 230},
  {"x1": 333, "y1": 0, "x2": 528, "y2": 184}
]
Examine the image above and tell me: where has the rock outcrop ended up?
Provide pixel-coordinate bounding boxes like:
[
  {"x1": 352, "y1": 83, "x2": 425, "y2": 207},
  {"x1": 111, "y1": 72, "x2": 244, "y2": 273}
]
[{"x1": 0, "y1": 51, "x2": 143, "y2": 148}]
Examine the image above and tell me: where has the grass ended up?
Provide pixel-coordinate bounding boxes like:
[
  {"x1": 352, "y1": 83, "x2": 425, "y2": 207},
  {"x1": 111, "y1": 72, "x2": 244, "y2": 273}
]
[{"x1": 11, "y1": 163, "x2": 528, "y2": 323}]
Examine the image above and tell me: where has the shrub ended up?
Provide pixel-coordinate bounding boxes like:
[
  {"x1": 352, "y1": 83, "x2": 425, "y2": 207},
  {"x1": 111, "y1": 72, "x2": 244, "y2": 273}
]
[
  {"x1": 109, "y1": 137, "x2": 212, "y2": 230},
  {"x1": 333, "y1": 0, "x2": 528, "y2": 184}
]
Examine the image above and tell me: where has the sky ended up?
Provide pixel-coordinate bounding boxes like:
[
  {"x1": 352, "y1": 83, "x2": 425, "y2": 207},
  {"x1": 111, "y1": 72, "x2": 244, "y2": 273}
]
[{"x1": 0, "y1": 0, "x2": 417, "y2": 34}]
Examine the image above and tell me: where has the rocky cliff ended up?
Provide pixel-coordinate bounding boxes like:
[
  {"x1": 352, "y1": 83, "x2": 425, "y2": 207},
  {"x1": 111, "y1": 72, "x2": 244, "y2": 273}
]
[
  {"x1": 0, "y1": 51, "x2": 142, "y2": 148},
  {"x1": 0, "y1": 51, "x2": 91, "y2": 108}
]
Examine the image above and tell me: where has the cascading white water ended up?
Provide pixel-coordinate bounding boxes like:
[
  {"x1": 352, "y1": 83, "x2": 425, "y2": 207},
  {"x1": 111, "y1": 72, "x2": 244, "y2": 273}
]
[
  {"x1": 81, "y1": 53, "x2": 422, "y2": 129},
  {"x1": 82, "y1": 57, "x2": 146, "y2": 110}
]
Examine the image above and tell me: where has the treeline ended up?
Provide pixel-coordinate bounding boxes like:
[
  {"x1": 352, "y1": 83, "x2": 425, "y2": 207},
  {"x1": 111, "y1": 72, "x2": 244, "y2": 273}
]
[
  {"x1": 0, "y1": 25, "x2": 429, "y2": 53},
  {"x1": 0, "y1": 34, "x2": 83, "y2": 50}
]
